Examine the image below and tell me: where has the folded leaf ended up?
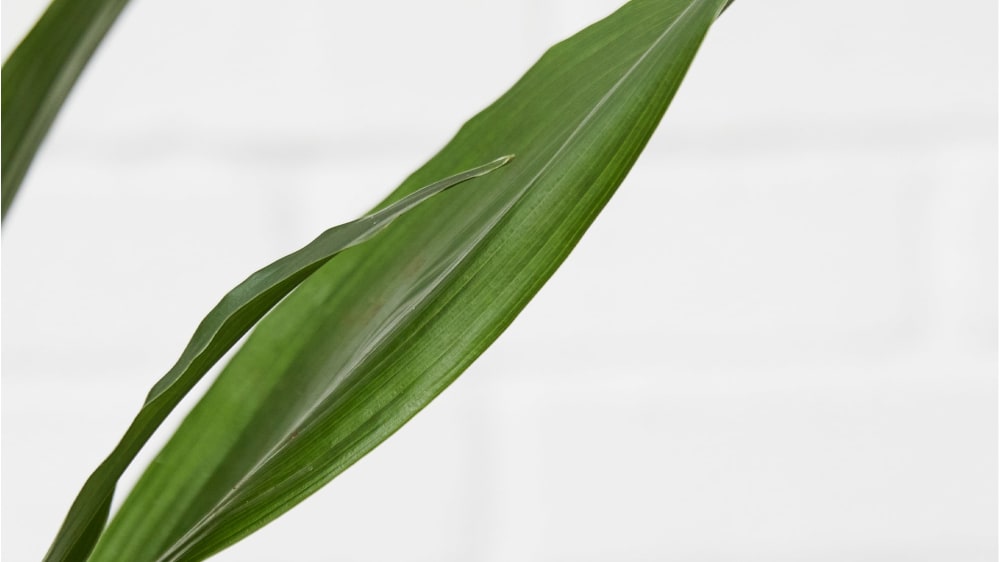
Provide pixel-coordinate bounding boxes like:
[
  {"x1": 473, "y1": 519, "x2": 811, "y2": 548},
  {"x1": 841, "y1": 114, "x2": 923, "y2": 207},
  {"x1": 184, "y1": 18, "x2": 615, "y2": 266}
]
[
  {"x1": 42, "y1": 155, "x2": 512, "y2": 562},
  {"x1": 1, "y1": 0, "x2": 132, "y2": 220},
  {"x1": 91, "y1": 0, "x2": 728, "y2": 559}
]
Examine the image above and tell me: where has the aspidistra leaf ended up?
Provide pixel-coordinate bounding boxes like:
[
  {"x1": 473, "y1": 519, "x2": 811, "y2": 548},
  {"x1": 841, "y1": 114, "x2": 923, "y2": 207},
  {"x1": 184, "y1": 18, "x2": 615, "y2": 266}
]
[
  {"x1": 91, "y1": 0, "x2": 729, "y2": 559},
  {"x1": 2, "y1": 0, "x2": 132, "y2": 220},
  {"x1": 42, "y1": 155, "x2": 512, "y2": 562}
]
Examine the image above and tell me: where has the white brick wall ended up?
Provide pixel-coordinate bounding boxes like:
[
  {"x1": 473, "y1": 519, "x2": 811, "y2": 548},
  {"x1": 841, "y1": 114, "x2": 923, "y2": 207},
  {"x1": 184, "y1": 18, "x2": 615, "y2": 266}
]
[{"x1": 2, "y1": 1, "x2": 996, "y2": 560}]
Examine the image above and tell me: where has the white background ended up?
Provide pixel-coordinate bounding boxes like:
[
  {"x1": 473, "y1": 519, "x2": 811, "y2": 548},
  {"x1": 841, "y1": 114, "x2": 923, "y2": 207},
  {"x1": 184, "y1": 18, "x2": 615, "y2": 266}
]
[{"x1": 2, "y1": 0, "x2": 997, "y2": 560}]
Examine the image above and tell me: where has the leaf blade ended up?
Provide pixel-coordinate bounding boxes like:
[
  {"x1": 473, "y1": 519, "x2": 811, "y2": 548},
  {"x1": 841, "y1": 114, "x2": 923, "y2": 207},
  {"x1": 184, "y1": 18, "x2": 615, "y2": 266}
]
[
  {"x1": 1, "y1": 0, "x2": 131, "y2": 220},
  {"x1": 42, "y1": 156, "x2": 511, "y2": 562},
  {"x1": 91, "y1": 0, "x2": 728, "y2": 559}
]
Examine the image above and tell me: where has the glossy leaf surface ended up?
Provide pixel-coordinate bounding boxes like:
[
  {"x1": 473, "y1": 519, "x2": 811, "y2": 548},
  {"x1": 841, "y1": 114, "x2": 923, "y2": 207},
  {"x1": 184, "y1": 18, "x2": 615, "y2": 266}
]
[
  {"x1": 90, "y1": 0, "x2": 728, "y2": 559},
  {"x1": 43, "y1": 156, "x2": 511, "y2": 562}
]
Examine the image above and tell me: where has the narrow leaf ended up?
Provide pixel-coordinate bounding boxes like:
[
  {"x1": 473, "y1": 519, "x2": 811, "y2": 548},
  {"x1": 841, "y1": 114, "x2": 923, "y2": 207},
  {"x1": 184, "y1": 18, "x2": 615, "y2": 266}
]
[
  {"x1": 2, "y1": 0, "x2": 132, "y2": 220},
  {"x1": 42, "y1": 155, "x2": 512, "y2": 562},
  {"x1": 92, "y1": 0, "x2": 729, "y2": 559}
]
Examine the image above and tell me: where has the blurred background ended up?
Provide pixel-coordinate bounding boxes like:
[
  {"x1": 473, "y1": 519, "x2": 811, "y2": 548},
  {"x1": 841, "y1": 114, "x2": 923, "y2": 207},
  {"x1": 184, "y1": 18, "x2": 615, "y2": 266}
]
[{"x1": 2, "y1": 0, "x2": 996, "y2": 560}]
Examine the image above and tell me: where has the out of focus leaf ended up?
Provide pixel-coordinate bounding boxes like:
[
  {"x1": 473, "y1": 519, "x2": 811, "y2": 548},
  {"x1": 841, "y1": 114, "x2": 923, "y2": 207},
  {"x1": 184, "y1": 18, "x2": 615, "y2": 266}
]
[{"x1": 2, "y1": 0, "x2": 132, "y2": 219}]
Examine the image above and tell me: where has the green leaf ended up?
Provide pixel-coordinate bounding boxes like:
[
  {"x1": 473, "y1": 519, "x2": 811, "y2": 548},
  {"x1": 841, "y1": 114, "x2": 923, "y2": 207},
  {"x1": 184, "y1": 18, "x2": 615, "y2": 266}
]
[
  {"x1": 42, "y1": 156, "x2": 512, "y2": 562},
  {"x1": 90, "y1": 0, "x2": 728, "y2": 559},
  {"x1": 1, "y1": 0, "x2": 132, "y2": 220}
]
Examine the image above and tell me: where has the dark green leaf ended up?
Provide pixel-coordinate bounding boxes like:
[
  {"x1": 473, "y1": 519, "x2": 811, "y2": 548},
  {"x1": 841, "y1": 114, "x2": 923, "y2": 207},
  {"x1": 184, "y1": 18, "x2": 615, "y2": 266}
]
[
  {"x1": 90, "y1": 0, "x2": 728, "y2": 559},
  {"x1": 2, "y1": 0, "x2": 132, "y2": 220},
  {"x1": 42, "y1": 155, "x2": 512, "y2": 562}
]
